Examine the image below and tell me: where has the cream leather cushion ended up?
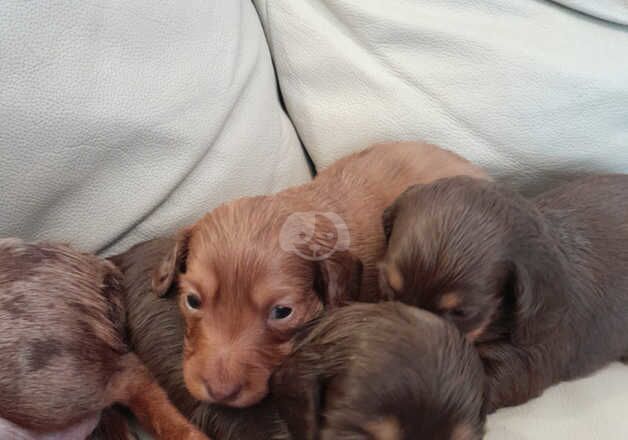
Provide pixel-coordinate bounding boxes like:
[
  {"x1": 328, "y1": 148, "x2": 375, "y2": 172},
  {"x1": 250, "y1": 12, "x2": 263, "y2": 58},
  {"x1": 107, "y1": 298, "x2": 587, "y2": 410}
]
[
  {"x1": 0, "y1": 0, "x2": 311, "y2": 254},
  {"x1": 555, "y1": 0, "x2": 628, "y2": 25},
  {"x1": 254, "y1": 0, "x2": 628, "y2": 193},
  {"x1": 486, "y1": 363, "x2": 628, "y2": 440}
]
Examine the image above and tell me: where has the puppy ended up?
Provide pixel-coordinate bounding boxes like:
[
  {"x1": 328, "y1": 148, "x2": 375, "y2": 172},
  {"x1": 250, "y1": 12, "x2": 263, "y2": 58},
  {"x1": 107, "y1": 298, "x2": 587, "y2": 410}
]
[
  {"x1": 110, "y1": 237, "x2": 289, "y2": 440},
  {"x1": 379, "y1": 175, "x2": 628, "y2": 412},
  {"x1": 272, "y1": 302, "x2": 486, "y2": 440},
  {"x1": 152, "y1": 141, "x2": 488, "y2": 407},
  {"x1": 0, "y1": 239, "x2": 208, "y2": 440}
]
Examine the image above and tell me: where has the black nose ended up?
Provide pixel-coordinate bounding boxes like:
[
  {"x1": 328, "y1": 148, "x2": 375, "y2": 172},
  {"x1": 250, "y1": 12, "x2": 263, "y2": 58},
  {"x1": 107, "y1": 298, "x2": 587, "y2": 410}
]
[{"x1": 206, "y1": 382, "x2": 243, "y2": 403}]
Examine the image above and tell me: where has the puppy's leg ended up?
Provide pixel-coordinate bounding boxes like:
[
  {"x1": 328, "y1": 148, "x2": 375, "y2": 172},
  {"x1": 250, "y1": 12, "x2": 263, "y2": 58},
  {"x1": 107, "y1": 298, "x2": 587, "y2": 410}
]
[{"x1": 106, "y1": 353, "x2": 209, "y2": 440}]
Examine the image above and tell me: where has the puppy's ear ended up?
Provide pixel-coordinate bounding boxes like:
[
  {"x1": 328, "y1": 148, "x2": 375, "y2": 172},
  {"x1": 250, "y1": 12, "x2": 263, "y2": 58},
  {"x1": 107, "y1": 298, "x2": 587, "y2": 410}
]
[
  {"x1": 152, "y1": 229, "x2": 191, "y2": 297},
  {"x1": 101, "y1": 260, "x2": 126, "y2": 334},
  {"x1": 102, "y1": 259, "x2": 123, "y2": 285},
  {"x1": 382, "y1": 202, "x2": 398, "y2": 243},
  {"x1": 383, "y1": 184, "x2": 419, "y2": 242},
  {"x1": 271, "y1": 357, "x2": 322, "y2": 440},
  {"x1": 314, "y1": 251, "x2": 362, "y2": 308},
  {"x1": 505, "y1": 256, "x2": 553, "y2": 342},
  {"x1": 508, "y1": 260, "x2": 531, "y2": 316}
]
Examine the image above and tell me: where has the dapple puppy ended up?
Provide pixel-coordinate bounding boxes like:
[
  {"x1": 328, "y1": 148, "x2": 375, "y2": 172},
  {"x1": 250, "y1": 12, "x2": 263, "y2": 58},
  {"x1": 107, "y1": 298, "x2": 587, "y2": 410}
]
[
  {"x1": 0, "y1": 239, "x2": 208, "y2": 440},
  {"x1": 152, "y1": 142, "x2": 488, "y2": 407},
  {"x1": 379, "y1": 175, "x2": 628, "y2": 412},
  {"x1": 272, "y1": 302, "x2": 486, "y2": 440}
]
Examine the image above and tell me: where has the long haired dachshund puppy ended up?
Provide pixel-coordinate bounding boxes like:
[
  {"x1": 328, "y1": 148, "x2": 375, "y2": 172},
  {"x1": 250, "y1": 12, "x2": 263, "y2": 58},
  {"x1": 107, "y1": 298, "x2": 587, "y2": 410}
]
[
  {"x1": 152, "y1": 142, "x2": 488, "y2": 407},
  {"x1": 379, "y1": 175, "x2": 628, "y2": 412},
  {"x1": 272, "y1": 302, "x2": 486, "y2": 440},
  {"x1": 0, "y1": 239, "x2": 208, "y2": 440},
  {"x1": 110, "y1": 237, "x2": 289, "y2": 440}
]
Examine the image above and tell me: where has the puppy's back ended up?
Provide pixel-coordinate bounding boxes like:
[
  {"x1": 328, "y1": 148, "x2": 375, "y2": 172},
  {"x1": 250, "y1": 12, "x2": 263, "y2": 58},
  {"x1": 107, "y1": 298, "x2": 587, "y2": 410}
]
[
  {"x1": 534, "y1": 174, "x2": 628, "y2": 288},
  {"x1": 0, "y1": 239, "x2": 126, "y2": 430},
  {"x1": 536, "y1": 174, "x2": 628, "y2": 230},
  {"x1": 534, "y1": 174, "x2": 628, "y2": 369},
  {"x1": 316, "y1": 142, "x2": 489, "y2": 203}
]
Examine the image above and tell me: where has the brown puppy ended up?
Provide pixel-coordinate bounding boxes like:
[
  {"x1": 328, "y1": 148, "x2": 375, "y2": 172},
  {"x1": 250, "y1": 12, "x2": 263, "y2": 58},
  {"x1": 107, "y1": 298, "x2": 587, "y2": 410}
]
[
  {"x1": 153, "y1": 141, "x2": 488, "y2": 407},
  {"x1": 0, "y1": 239, "x2": 208, "y2": 440},
  {"x1": 379, "y1": 175, "x2": 628, "y2": 412},
  {"x1": 110, "y1": 237, "x2": 289, "y2": 440},
  {"x1": 272, "y1": 302, "x2": 486, "y2": 440}
]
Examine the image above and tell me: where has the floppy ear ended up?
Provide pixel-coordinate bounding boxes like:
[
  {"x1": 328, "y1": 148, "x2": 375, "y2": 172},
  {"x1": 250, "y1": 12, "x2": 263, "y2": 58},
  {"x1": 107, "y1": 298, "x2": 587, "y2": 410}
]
[
  {"x1": 383, "y1": 184, "x2": 421, "y2": 243},
  {"x1": 509, "y1": 261, "x2": 535, "y2": 320},
  {"x1": 314, "y1": 250, "x2": 363, "y2": 308},
  {"x1": 382, "y1": 201, "x2": 398, "y2": 243},
  {"x1": 271, "y1": 357, "x2": 322, "y2": 440},
  {"x1": 101, "y1": 260, "x2": 126, "y2": 335},
  {"x1": 152, "y1": 229, "x2": 191, "y2": 297},
  {"x1": 505, "y1": 255, "x2": 552, "y2": 342},
  {"x1": 102, "y1": 259, "x2": 124, "y2": 289}
]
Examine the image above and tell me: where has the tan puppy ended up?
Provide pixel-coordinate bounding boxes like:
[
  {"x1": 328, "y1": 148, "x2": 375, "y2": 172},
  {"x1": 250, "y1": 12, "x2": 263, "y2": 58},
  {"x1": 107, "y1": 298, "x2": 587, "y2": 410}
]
[
  {"x1": 112, "y1": 237, "x2": 288, "y2": 440},
  {"x1": 153, "y1": 142, "x2": 488, "y2": 407}
]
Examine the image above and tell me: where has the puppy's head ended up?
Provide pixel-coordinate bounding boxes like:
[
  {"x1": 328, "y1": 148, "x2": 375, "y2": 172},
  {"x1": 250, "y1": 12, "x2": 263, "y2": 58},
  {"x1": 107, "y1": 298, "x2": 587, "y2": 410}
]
[
  {"x1": 152, "y1": 197, "x2": 362, "y2": 408},
  {"x1": 271, "y1": 302, "x2": 486, "y2": 440},
  {"x1": 379, "y1": 176, "x2": 547, "y2": 342}
]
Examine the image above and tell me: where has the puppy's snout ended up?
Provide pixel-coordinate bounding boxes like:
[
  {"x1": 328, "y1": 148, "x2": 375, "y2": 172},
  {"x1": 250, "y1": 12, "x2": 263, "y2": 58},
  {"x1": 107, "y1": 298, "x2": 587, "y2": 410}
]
[{"x1": 204, "y1": 380, "x2": 242, "y2": 403}]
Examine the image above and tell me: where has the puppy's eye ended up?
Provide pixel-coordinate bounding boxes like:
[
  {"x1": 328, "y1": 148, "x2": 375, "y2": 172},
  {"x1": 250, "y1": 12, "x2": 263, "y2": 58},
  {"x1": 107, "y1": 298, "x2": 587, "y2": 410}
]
[
  {"x1": 186, "y1": 293, "x2": 202, "y2": 310},
  {"x1": 269, "y1": 305, "x2": 293, "y2": 320},
  {"x1": 449, "y1": 308, "x2": 467, "y2": 319}
]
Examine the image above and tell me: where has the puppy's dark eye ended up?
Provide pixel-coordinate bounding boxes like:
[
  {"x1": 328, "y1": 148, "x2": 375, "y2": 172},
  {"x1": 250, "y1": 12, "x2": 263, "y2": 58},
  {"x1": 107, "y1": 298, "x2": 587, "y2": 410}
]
[
  {"x1": 186, "y1": 293, "x2": 202, "y2": 310},
  {"x1": 269, "y1": 305, "x2": 293, "y2": 320},
  {"x1": 449, "y1": 308, "x2": 467, "y2": 319}
]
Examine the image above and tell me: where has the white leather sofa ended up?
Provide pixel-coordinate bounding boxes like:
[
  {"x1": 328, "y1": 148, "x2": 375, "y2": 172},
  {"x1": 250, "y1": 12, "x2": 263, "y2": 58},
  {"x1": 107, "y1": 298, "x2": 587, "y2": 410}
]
[{"x1": 1, "y1": 0, "x2": 627, "y2": 438}]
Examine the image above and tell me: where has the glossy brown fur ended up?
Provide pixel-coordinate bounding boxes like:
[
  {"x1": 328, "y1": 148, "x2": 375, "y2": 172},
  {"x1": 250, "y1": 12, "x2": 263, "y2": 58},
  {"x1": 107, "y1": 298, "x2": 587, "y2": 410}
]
[
  {"x1": 110, "y1": 238, "x2": 289, "y2": 440},
  {"x1": 0, "y1": 239, "x2": 208, "y2": 440},
  {"x1": 88, "y1": 408, "x2": 132, "y2": 440},
  {"x1": 272, "y1": 302, "x2": 486, "y2": 440},
  {"x1": 153, "y1": 142, "x2": 488, "y2": 407},
  {"x1": 380, "y1": 175, "x2": 628, "y2": 412}
]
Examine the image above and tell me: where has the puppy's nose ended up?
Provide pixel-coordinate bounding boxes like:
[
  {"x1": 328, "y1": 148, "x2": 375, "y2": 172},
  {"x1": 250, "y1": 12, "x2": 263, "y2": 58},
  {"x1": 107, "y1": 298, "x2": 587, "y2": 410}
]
[{"x1": 205, "y1": 381, "x2": 242, "y2": 403}]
